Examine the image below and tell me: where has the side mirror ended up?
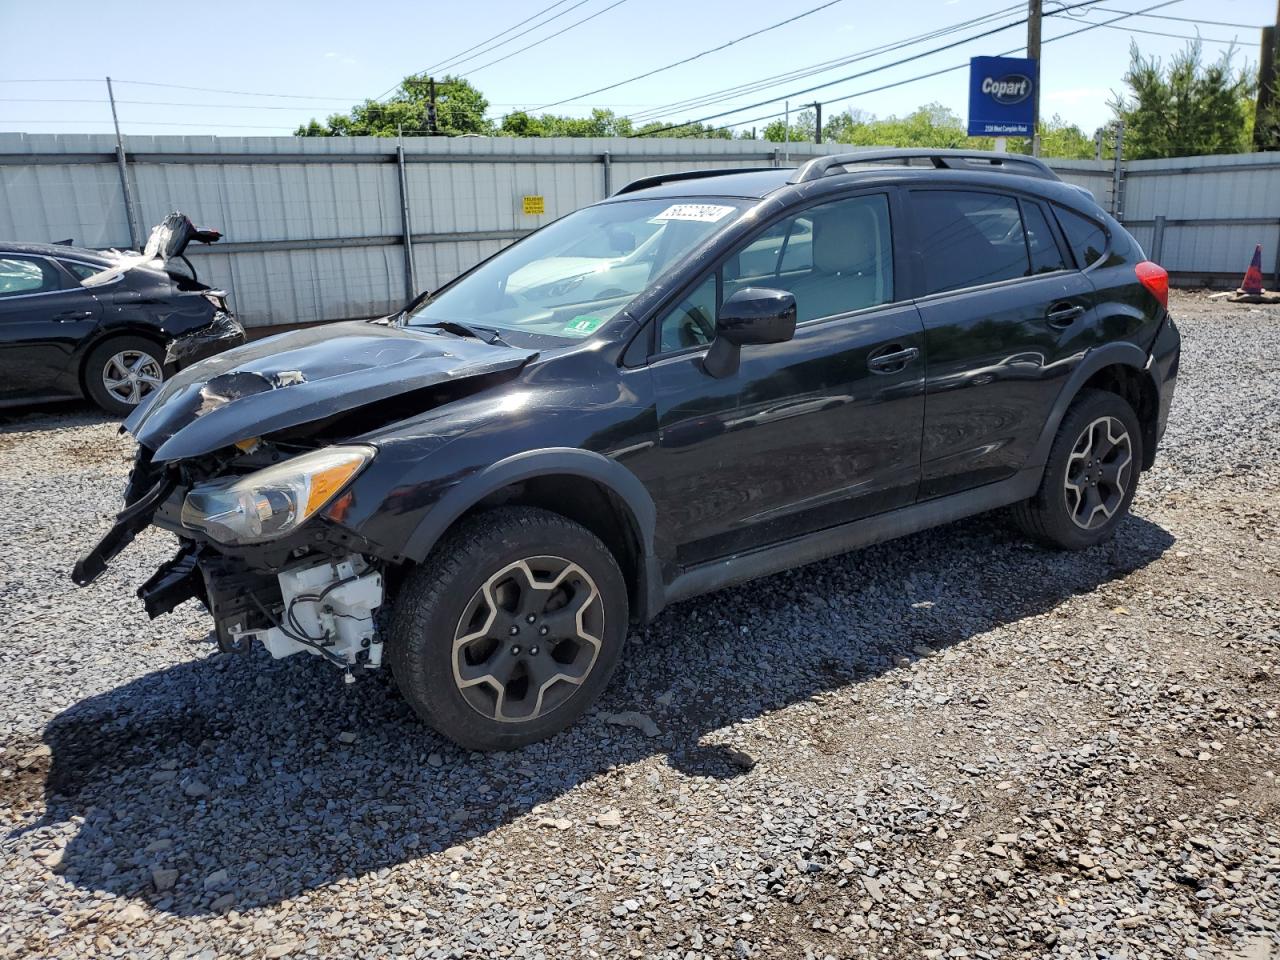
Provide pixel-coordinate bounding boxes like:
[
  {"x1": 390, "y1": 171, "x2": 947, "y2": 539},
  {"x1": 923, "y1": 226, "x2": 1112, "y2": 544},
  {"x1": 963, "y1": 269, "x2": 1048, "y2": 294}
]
[{"x1": 703, "y1": 287, "x2": 797, "y2": 378}]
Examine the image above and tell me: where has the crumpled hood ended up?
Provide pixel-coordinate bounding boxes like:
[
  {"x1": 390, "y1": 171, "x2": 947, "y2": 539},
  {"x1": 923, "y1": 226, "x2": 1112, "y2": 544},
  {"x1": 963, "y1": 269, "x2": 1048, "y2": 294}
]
[{"x1": 126, "y1": 321, "x2": 537, "y2": 462}]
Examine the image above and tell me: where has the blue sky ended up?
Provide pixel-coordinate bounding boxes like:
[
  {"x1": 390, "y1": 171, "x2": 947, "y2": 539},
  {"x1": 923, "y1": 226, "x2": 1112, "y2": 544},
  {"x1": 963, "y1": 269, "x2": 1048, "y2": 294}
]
[{"x1": 0, "y1": 0, "x2": 1272, "y2": 139}]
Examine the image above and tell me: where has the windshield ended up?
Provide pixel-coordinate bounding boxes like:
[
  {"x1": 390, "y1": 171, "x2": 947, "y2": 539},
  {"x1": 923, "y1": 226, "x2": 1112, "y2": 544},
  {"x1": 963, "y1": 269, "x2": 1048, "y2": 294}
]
[{"x1": 406, "y1": 198, "x2": 749, "y2": 342}]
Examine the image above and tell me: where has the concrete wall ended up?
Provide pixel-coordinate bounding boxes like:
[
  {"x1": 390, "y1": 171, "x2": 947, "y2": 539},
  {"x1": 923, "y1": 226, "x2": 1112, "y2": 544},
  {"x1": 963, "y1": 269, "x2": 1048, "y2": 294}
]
[{"x1": 3, "y1": 134, "x2": 1278, "y2": 326}]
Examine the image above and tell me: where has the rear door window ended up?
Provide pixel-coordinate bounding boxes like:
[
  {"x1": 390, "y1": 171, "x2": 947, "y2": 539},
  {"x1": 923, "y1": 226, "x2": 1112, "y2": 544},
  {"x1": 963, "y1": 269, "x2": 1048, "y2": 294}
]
[
  {"x1": 912, "y1": 191, "x2": 1029, "y2": 295},
  {"x1": 1021, "y1": 201, "x2": 1068, "y2": 274},
  {"x1": 1053, "y1": 206, "x2": 1108, "y2": 267},
  {"x1": 62, "y1": 261, "x2": 104, "y2": 282}
]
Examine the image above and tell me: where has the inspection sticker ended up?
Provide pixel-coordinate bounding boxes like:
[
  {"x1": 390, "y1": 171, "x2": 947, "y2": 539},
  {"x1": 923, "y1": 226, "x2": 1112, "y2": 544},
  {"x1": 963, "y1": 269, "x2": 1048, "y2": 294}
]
[
  {"x1": 650, "y1": 203, "x2": 735, "y2": 223},
  {"x1": 563, "y1": 315, "x2": 606, "y2": 336}
]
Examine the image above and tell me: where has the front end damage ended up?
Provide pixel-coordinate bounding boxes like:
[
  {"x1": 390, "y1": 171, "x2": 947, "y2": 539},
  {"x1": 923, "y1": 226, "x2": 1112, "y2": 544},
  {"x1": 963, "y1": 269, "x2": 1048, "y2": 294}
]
[
  {"x1": 71, "y1": 318, "x2": 539, "y2": 677},
  {"x1": 140, "y1": 538, "x2": 385, "y2": 674},
  {"x1": 77, "y1": 440, "x2": 392, "y2": 676}
]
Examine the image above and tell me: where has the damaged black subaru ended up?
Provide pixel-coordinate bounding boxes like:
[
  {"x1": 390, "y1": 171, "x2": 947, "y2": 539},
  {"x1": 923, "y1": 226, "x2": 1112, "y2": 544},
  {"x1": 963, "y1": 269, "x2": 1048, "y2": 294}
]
[{"x1": 74, "y1": 151, "x2": 1181, "y2": 750}]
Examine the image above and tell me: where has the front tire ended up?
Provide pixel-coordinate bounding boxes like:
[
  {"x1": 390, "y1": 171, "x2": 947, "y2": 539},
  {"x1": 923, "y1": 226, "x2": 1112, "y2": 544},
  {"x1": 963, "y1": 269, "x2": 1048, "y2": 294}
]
[
  {"x1": 1012, "y1": 388, "x2": 1144, "y2": 550},
  {"x1": 387, "y1": 507, "x2": 629, "y2": 751},
  {"x1": 83, "y1": 336, "x2": 167, "y2": 416}
]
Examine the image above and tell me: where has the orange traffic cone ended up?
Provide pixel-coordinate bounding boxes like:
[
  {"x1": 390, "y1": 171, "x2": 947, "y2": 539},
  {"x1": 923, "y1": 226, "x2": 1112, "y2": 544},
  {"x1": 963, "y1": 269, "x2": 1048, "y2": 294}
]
[
  {"x1": 1240, "y1": 243, "x2": 1265, "y2": 296},
  {"x1": 1229, "y1": 244, "x2": 1279, "y2": 303}
]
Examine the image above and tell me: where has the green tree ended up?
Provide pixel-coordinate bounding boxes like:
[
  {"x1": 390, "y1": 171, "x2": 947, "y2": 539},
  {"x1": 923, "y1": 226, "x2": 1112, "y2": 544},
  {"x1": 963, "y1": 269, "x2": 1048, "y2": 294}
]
[
  {"x1": 296, "y1": 75, "x2": 492, "y2": 137},
  {"x1": 1108, "y1": 40, "x2": 1255, "y2": 158},
  {"x1": 497, "y1": 108, "x2": 635, "y2": 137},
  {"x1": 763, "y1": 109, "x2": 817, "y2": 143},
  {"x1": 630, "y1": 120, "x2": 734, "y2": 139}
]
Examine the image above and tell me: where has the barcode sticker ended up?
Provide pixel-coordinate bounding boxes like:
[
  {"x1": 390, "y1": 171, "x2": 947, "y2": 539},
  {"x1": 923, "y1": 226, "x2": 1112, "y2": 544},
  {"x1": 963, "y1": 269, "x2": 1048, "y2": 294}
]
[{"x1": 650, "y1": 203, "x2": 736, "y2": 223}]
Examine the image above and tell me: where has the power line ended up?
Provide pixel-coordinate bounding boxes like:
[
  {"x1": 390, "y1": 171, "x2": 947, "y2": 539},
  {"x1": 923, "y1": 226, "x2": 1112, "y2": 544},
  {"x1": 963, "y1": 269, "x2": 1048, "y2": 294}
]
[
  {"x1": 0, "y1": 97, "x2": 355, "y2": 111},
  {"x1": 459, "y1": 0, "x2": 634, "y2": 77},
  {"x1": 0, "y1": 118, "x2": 295, "y2": 129},
  {"x1": 633, "y1": 2, "x2": 1065, "y2": 135},
  {"x1": 422, "y1": 0, "x2": 592, "y2": 76},
  {"x1": 111, "y1": 80, "x2": 362, "y2": 101},
  {"x1": 624, "y1": 2, "x2": 1026, "y2": 124},
  {"x1": 1080, "y1": 6, "x2": 1262, "y2": 29},
  {"x1": 693, "y1": 0, "x2": 1185, "y2": 137},
  {"x1": 1079, "y1": 21, "x2": 1242, "y2": 43},
  {"x1": 529, "y1": 0, "x2": 848, "y2": 112},
  {"x1": 372, "y1": 0, "x2": 598, "y2": 102},
  {"x1": 419, "y1": 0, "x2": 575, "y2": 72}
]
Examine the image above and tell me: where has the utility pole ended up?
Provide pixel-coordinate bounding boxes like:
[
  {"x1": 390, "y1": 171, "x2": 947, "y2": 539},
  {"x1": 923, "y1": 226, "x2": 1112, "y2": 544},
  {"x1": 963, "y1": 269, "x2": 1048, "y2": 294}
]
[
  {"x1": 427, "y1": 78, "x2": 439, "y2": 136},
  {"x1": 809, "y1": 101, "x2": 823, "y2": 144},
  {"x1": 784, "y1": 100, "x2": 791, "y2": 161},
  {"x1": 1028, "y1": 0, "x2": 1042, "y2": 156},
  {"x1": 105, "y1": 77, "x2": 141, "y2": 250},
  {"x1": 1254, "y1": 1, "x2": 1279, "y2": 151}
]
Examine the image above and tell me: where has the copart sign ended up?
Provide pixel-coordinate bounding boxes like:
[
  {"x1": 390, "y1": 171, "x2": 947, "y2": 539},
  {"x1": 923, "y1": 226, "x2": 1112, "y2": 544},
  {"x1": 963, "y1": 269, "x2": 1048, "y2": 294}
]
[{"x1": 967, "y1": 55, "x2": 1038, "y2": 137}]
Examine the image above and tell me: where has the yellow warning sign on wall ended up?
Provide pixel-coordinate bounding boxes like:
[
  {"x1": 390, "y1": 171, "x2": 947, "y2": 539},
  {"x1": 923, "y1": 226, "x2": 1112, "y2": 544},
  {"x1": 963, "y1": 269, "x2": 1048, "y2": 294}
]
[{"x1": 521, "y1": 195, "x2": 546, "y2": 215}]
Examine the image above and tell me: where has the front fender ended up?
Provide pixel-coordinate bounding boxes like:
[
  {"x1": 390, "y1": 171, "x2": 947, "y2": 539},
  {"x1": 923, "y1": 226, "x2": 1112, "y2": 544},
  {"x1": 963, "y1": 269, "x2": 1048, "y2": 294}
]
[{"x1": 397, "y1": 447, "x2": 664, "y2": 619}]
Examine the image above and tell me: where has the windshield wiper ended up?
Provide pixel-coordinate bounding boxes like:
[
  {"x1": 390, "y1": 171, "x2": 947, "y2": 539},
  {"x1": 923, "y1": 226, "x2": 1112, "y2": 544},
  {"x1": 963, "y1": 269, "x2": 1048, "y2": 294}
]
[{"x1": 418, "y1": 320, "x2": 511, "y2": 347}]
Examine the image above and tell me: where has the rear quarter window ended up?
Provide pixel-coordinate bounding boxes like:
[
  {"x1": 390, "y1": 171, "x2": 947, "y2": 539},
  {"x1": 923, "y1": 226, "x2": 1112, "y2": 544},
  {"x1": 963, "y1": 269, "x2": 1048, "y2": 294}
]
[{"x1": 1053, "y1": 206, "x2": 1108, "y2": 268}]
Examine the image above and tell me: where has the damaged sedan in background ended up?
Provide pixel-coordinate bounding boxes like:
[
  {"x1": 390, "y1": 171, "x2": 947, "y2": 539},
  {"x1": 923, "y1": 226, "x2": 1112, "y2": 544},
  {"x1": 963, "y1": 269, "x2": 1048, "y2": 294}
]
[
  {"x1": 0, "y1": 212, "x2": 243, "y2": 415},
  {"x1": 71, "y1": 154, "x2": 1180, "y2": 752}
]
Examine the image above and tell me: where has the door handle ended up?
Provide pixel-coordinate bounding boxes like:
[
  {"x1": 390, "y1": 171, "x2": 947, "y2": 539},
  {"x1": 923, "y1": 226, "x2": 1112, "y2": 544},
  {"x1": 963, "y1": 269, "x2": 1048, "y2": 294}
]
[
  {"x1": 867, "y1": 345, "x2": 920, "y2": 374},
  {"x1": 53, "y1": 310, "x2": 94, "y2": 322},
  {"x1": 1046, "y1": 303, "x2": 1085, "y2": 328}
]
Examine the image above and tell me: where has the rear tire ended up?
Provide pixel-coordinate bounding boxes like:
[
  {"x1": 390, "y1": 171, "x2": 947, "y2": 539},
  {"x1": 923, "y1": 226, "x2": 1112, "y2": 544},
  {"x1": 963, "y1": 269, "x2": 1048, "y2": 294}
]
[
  {"x1": 83, "y1": 336, "x2": 167, "y2": 417},
  {"x1": 387, "y1": 506, "x2": 629, "y2": 751},
  {"x1": 1012, "y1": 388, "x2": 1144, "y2": 550}
]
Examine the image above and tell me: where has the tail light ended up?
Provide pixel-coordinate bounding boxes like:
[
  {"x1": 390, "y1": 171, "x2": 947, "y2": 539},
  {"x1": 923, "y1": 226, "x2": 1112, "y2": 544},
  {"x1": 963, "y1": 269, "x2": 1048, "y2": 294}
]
[{"x1": 1135, "y1": 261, "x2": 1168, "y2": 310}]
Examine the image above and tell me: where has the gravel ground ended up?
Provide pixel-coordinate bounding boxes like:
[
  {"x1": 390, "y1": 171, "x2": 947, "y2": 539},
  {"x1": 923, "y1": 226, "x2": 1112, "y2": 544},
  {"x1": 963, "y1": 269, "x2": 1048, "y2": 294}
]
[{"x1": 1, "y1": 289, "x2": 1277, "y2": 960}]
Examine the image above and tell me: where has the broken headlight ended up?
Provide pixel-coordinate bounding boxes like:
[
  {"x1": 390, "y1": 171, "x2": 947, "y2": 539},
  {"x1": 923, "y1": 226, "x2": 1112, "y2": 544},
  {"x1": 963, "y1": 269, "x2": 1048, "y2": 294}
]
[{"x1": 180, "y1": 445, "x2": 373, "y2": 545}]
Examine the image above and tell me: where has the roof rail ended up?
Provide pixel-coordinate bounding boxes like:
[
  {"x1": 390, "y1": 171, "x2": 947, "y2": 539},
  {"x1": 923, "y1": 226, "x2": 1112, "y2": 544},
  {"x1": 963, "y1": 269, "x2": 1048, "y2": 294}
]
[
  {"x1": 613, "y1": 167, "x2": 772, "y2": 196},
  {"x1": 788, "y1": 149, "x2": 1061, "y2": 184}
]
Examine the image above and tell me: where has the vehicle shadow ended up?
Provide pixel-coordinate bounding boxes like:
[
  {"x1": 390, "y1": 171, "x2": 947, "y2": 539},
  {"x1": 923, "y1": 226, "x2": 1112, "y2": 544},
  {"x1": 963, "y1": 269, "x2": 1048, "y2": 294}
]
[{"x1": 17, "y1": 510, "x2": 1174, "y2": 917}]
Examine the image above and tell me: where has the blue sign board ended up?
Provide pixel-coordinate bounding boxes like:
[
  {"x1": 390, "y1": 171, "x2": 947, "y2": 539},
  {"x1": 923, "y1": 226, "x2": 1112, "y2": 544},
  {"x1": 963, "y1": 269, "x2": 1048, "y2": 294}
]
[{"x1": 967, "y1": 56, "x2": 1037, "y2": 137}]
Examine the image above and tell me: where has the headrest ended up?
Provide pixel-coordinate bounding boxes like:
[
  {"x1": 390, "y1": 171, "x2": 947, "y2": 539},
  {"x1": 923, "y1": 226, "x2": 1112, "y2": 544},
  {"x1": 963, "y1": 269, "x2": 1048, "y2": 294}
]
[{"x1": 810, "y1": 203, "x2": 879, "y2": 275}]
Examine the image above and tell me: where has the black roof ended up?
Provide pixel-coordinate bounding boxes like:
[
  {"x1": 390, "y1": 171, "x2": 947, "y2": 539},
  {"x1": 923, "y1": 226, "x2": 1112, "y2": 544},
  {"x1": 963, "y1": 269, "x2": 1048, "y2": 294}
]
[
  {"x1": 0, "y1": 241, "x2": 112, "y2": 262},
  {"x1": 609, "y1": 167, "x2": 794, "y2": 201},
  {"x1": 605, "y1": 162, "x2": 1101, "y2": 212}
]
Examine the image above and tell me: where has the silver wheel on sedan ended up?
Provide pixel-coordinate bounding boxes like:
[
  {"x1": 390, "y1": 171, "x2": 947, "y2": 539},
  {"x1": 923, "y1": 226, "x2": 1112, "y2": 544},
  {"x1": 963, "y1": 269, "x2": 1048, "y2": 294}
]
[{"x1": 101, "y1": 349, "x2": 164, "y2": 406}]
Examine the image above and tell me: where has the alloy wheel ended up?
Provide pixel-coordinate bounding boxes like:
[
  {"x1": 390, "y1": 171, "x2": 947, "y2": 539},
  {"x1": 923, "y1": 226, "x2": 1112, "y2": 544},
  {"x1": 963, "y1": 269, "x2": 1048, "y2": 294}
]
[
  {"x1": 101, "y1": 350, "x2": 163, "y2": 406},
  {"x1": 452, "y1": 556, "x2": 604, "y2": 723},
  {"x1": 1064, "y1": 415, "x2": 1133, "y2": 530}
]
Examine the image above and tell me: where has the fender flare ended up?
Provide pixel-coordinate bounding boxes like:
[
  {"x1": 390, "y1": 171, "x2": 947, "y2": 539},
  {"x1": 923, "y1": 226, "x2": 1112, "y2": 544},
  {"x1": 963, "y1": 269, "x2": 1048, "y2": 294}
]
[
  {"x1": 400, "y1": 447, "x2": 665, "y2": 620},
  {"x1": 1026, "y1": 340, "x2": 1156, "y2": 469}
]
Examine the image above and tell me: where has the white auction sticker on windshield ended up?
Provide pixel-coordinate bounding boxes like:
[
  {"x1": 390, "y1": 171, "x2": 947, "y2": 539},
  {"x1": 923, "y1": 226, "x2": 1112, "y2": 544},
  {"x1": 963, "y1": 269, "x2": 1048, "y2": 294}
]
[{"x1": 650, "y1": 203, "x2": 735, "y2": 223}]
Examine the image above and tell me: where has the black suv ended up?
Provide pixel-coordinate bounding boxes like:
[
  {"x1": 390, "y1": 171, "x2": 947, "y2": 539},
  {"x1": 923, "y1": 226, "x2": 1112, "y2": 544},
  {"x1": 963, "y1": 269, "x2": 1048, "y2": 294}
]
[{"x1": 75, "y1": 150, "x2": 1180, "y2": 750}]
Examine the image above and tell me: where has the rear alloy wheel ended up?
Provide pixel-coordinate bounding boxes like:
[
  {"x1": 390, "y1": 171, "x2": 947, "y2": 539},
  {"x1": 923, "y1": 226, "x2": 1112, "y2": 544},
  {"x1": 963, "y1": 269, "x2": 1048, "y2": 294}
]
[
  {"x1": 388, "y1": 507, "x2": 628, "y2": 750},
  {"x1": 1063, "y1": 416, "x2": 1133, "y2": 530},
  {"x1": 1012, "y1": 388, "x2": 1144, "y2": 550},
  {"x1": 84, "y1": 336, "x2": 167, "y2": 416}
]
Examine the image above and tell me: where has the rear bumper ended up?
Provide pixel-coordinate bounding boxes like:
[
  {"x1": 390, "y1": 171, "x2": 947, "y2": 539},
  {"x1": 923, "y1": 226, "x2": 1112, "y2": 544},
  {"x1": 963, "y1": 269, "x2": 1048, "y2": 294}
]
[
  {"x1": 1150, "y1": 314, "x2": 1180, "y2": 449},
  {"x1": 166, "y1": 312, "x2": 246, "y2": 368}
]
